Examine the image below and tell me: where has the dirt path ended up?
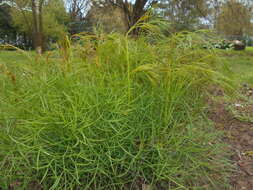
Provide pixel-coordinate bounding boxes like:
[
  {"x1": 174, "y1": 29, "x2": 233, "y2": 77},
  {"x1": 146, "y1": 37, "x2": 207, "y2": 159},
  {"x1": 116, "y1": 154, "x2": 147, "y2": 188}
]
[{"x1": 209, "y1": 88, "x2": 253, "y2": 190}]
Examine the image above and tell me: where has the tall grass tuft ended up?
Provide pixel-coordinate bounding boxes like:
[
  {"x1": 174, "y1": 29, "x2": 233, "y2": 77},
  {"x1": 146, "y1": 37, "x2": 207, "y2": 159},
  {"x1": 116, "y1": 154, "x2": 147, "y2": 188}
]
[{"x1": 0, "y1": 17, "x2": 234, "y2": 190}]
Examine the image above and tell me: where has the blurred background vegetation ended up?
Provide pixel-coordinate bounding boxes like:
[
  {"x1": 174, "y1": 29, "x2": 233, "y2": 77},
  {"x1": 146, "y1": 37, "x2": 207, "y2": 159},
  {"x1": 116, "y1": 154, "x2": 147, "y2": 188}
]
[{"x1": 0, "y1": 0, "x2": 253, "y2": 52}]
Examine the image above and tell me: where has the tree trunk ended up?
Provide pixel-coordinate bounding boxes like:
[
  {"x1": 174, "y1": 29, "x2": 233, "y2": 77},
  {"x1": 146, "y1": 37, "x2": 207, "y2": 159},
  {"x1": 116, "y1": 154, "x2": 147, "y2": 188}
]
[
  {"x1": 113, "y1": 0, "x2": 150, "y2": 35},
  {"x1": 31, "y1": 0, "x2": 44, "y2": 54}
]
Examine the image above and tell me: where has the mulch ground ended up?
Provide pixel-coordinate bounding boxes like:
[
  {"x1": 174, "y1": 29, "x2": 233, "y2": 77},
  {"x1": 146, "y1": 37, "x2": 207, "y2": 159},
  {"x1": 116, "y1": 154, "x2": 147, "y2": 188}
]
[{"x1": 208, "y1": 87, "x2": 253, "y2": 190}]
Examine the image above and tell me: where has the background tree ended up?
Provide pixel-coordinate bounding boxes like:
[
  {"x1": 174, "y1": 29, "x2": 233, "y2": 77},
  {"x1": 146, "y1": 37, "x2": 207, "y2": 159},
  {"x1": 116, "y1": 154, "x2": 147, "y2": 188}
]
[
  {"x1": 89, "y1": 0, "x2": 214, "y2": 34},
  {"x1": 10, "y1": 0, "x2": 69, "y2": 52},
  {"x1": 43, "y1": 0, "x2": 69, "y2": 42},
  {"x1": 31, "y1": 0, "x2": 44, "y2": 54},
  {"x1": 67, "y1": 0, "x2": 90, "y2": 21},
  {"x1": 65, "y1": 0, "x2": 90, "y2": 34},
  {"x1": 0, "y1": 2, "x2": 17, "y2": 44},
  {"x1": 216, "y1": 0, "x2": 253, "y2": 38},
  {"x1": 103, "y1": 0, "x2": 158, "y2": 34},
  {"x1": 1, "y1": 0, "x2": 253, "y2": 47},
  {"x1": 157, "y1": 0, "x2": 211, "y2": 31},
  {"x1": 85, "y1": 1, "x2": 128, "y2": 33}
]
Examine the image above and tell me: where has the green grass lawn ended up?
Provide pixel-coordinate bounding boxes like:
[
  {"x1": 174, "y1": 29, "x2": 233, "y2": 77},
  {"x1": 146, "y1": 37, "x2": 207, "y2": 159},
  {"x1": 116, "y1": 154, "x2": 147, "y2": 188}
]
[
  {"x1": 246, "y1": 46, "x2": 253, "y2": 51},
  {"x1": 0, "y1": 50, "x2": 33, "y2": 63},
  {"x1": 218, "y1": 47, "x2": 253, "y2": 84}
]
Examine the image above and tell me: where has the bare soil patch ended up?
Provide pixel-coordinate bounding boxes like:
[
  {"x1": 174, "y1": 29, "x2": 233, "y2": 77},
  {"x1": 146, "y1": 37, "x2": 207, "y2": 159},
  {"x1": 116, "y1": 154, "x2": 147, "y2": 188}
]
[{"x1": 208, "y1": 88, "x2": 253, "y2": 190}]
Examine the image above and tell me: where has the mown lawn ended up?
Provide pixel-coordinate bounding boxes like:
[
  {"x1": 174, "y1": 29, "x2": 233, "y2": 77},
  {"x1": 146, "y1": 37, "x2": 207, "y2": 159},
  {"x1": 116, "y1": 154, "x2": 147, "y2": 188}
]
[
  {"x1": 0, "y1": 50, "x2": 33, "y2": 64},
  {"x1": 218, "y1": 47, "x2": 253, "y2": 84}
]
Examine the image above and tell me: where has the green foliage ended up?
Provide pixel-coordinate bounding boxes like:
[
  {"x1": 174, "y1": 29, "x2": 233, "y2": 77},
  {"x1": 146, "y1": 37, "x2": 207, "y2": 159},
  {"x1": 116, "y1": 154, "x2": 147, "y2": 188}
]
[
  {"x1": 10, "y1": 0, "x2": 69, "y2": 42},
  {"x1": 86, "y1": 4, "x2": 128, "y2": 34},
  {"x1": 43, "y1": 0, "x2": 70, "y2": 40},
  {"x1": 157, "y1": 0, "x2": 210, "y2": 32},
  {"x1": 216, "y1": 0, "x2": 253, "y2": 37},
  {"x1": 0, "y1": 24, "x2": 234, "y2": 189},
  {"x1": 0, "y1": 5, "x2": 16, "y2": 41},
  {"x1": 10, "y1": 8, "x2": 33, "y2": 34},
  {"x1": 218, "y1": 47, "x2": 253, "y2": 84},
  {"x1": 206, "y1": 40, "x2": 234, "y2": 50}
]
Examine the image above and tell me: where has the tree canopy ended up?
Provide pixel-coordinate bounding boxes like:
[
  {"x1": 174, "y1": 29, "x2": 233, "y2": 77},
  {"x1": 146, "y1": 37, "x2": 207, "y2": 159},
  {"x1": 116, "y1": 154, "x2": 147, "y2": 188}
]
[
  {"x1": 0, "y1": 0, "x2": 252, "y2": 51},
  {"x1": 216, "y1": 0, "x2": 253, "y2": 38}
]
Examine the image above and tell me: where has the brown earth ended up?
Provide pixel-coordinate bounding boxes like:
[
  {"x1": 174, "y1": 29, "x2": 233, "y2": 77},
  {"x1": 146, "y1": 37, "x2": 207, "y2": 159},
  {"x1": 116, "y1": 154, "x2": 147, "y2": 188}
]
[{"x1": 208, "y1": 88, "x2": 253, "y2": 190}]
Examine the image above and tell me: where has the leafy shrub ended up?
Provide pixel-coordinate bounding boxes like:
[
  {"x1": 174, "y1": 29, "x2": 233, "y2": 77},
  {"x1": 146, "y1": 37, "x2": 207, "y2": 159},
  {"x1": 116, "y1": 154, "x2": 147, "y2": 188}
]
[
  {"x1": 0, "y1": 23, "x2": 234, "y2": 189},
  {"x1": 215, "y1": 40, "x2": 234, "y2": 50},
  {"x1": 203, "y1": 39, "x2": 234, "y2": 50}
]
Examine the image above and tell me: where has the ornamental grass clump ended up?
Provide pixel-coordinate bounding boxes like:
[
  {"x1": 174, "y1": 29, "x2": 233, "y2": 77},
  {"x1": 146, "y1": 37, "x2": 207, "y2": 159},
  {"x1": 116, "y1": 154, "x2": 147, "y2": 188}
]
[{"x1": 0, "y1": 17, "x2": 234, "y2": 190}]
